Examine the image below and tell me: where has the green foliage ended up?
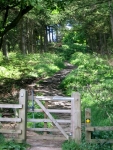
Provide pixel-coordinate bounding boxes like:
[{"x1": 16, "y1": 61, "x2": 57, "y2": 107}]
[
  {"x1": 62, "y1": 140, "x2": 81, "y2": 150},
  {"x1": 60, "y1": 51, "x2": 113, "y2": 125},
  {"x1": 62, "y1": 139, "x2": 113, "y2": 150},
  {"x1": 27, "y1": 101, "x2": 44, "y2": 128},
  {"x1": 0, "y1": 134, "x2": 29, "y2": 150},
  {"x1": 0, "y1": 52, "x2": 64, "y2": 92},
  {"x1": 63, "y1": 31, "x2": 86, "y2": 46},
  {"x1": 58, "y1": 30, "x2": 87, "y2": 60},
  {"x1": 27, "y1": 101, "x2": 53, "y2": 129}
]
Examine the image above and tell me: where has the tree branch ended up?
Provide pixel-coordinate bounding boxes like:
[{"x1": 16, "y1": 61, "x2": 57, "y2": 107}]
[
  {"x1": 0, "y1": 5, "x2": 33, "y2": 49},
  {"x1": 2, "y1": 6, "x2": 9, "y2": 28},
  {"x1": 71, "y1": 0, "x2": 111, "y2": 12},
  {"x1": 0, "y1": 5, "x2": 33, "y2": 37},
  {"x1": 0, "y1": 1, "x2": 19, "y2": 13}
]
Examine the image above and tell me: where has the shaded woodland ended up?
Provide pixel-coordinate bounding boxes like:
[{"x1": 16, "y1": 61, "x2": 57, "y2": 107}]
[{"x1": 0, "y1": 0, "x2": 113, "y2": 57}]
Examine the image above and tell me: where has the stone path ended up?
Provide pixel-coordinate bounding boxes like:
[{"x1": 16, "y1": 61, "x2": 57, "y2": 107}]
[{"x1": 27, "y1": 62, "x2": 76, "y2": 150}]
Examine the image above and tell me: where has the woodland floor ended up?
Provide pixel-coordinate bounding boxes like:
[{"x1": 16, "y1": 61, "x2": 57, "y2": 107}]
[{"x1": 1, "y1": 62, "x2": 76, "y2": 150}]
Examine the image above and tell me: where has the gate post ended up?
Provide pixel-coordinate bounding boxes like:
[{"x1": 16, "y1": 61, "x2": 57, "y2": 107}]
[
  {"x1": 71, "y1": 92, "x2": 81, "y2": 143},
  {"x1": 18, "y1": 89, "x2": 28, "y2": 142},
  {"x1": 85, "y1": 108, "x2": 91, "y2": 141}
]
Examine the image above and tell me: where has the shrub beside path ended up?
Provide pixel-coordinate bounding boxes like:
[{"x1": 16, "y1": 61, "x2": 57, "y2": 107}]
[{"x1": 27, "y1": 62, "x2": 76, "y2": 150}]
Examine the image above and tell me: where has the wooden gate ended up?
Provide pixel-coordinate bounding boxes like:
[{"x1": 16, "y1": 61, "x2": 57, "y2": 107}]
[
  {"x1": 27, "y1": 90, "x2": 81, "y2": 143},
  {"x1": 0, "y1": 89, "x2": 81, "y2": 143}
]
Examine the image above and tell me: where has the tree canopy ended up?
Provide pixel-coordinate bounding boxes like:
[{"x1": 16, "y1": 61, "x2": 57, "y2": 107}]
[
  {"x1": 0, "y1": 0, "x2": 73, "y2": 49},
  {"x1": 0, "y1": 0, "x2": 113, "y2": 56}
]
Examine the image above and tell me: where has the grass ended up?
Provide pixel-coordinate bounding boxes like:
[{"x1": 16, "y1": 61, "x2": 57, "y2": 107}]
[
  {"x1": 0, "y1": 52, "x2": 64, "y2": 79},
  {"x1": 0, "y1": 52, "x2": 65, "y2": 95}
]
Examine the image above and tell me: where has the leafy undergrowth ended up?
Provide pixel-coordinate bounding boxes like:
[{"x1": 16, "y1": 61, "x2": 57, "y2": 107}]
[
  {"x1": 62, "y1": 139, "x2": 113, "y2": 150},
  {"x1": 0, "y1": 52, "x2": 64, "y2": 96},
  {"x1": 0, "y1": 133, "x2": 29, "y2": 150},
  {"x1": 60, "y1": 51, "x2": 113, "y2": 126},
  {"x1": 60, "y1": 46, "x2": 113, "y2": 149}
]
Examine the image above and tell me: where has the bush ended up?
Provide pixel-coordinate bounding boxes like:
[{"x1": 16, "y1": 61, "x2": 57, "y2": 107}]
[
  {"x1": 60, "y1": 52, "x2": 113, "y2": 125},
  {"x1": 62, "y1": 139, "x2": 113, "y2": 150},
  {"x1": 0, "y1": 133, "x2": 29, "y2": 150}
]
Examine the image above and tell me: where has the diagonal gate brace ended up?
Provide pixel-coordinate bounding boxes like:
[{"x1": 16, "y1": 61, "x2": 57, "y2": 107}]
[{"x1": 35, "y1": 99, "x2": 69, "y2": 140}]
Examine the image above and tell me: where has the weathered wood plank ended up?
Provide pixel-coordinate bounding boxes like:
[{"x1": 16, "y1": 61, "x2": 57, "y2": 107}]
[
  {"x1": 87, "y1": 139, "x2": 113, "y2": 143},
  {"x1": 27, "y1": 135, "x2": 66, "y2": 141},
  {"x1": 86, "y1": 126, "x2": 113, "y2": 131},
  {"x1": 27, "y1": 109, "x2": 71, "y2": 113},
  {"x1": 28, "y1": 95, "x2": 74, "y2": 101},
  {"x1": 0, "y1": 129, "x2": 21, "y2": 134},
  {"x1": 36, "y1": 96, "x2": 73, "y2": 101},
  {"x1": 35, "y1": 99, "x2": 69, "y2": 139},
  {"x1": 0, "y1": 104, "x2": 22, "y2": 108},
  {"x1": 28, "y1": 96, "x2": 36, "y2": 100},
  {"x1": 85, "y1": 108, "x2": 91, "y2": 141},
  {"x1": 44, "y1": 101, "x2": 48, "y2": 135},
  {"x1": 0, "y1": 118, "x2": 21, "y2": 122},
  {"x1": 71, "y1": 92, "x2": 81, "y2": 143},
  {"x1": 94, "y1": 126, "x2": 113, "y2": 131},
  {"x1": 27, "y1": 127, "x2": 59, "y2": 132},
  {"x1": 18, "y1": 89, "x2": 27, "y2": 141},
  {"x1": 27, "y1": 127, "x2": 69, "y2": 132},
  {"x1": 86, "y1": 127, "x2": 94, "y2": 131},
  {"x1": 27, "y1": 119, "x2": 71, "y2": 123}
]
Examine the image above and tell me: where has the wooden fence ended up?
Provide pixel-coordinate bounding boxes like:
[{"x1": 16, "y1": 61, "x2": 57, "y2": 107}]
[
  {"x1": 85, "y1": 108, "x2": 113, "y2": 143},
  {"x1": 0, "y1": 89, "x2": 27, "y2": 142},
  {"x1": 0, "y1": 89, "x2": 81, "y2": 143}
]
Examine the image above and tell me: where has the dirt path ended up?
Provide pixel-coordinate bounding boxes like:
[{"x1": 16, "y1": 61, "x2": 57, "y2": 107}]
[
  {"x1": 29, "y1": 62, "x2": 76, "y2": 96},
  {"x1": 27, "y1": 62, "x2": 76, "y2": 150}
]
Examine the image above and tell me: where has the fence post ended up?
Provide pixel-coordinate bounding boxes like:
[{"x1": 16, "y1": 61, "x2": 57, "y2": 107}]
[
  {"x1": 71, "y1": 92, "x2": 81, "y2": 143},
  {"x1": 85, "y1": 108, "x2": 91, "y2": 141},
  {"x1": 18, "y1": 89, "x2": 28, "y2": 142}
]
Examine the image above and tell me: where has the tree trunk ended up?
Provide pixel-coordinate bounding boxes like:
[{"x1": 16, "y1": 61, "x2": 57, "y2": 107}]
[
  {"x1": 2, "y1": 35, "x2": 8, "y2": 59},
  {"x1": 0, "y1": 6, "x2": 33, "y2": 50},
  {"x1": 26, "y1": 18, "x2": 30, "y2": 54},
  {"x1": 33, "y1": 28, "x2": 38, "y2": 53},
  {"x1": 0, "y1": 36, "x2": 3, "y2": 51},
  {"x1": 104, "y1": 34, "x2": 108, "y2": 55},
  {"x1": 51, "y1": 28, "x2": 54, "y2": 42},
  {"x1": 40, "y1": 29, "x2": 43, "y2": 52},
  {"x1": 7, "y1": 41, "x2": 11, "y2": 52},
  {"x1": 44, "y1": 25, "x2": 48, "y2": 51},
  {"x1": 99, "y1": 33, "x2": 103, "y2": 54},
  {"x1": 109, "y1": 1, "x2": 113, "y2": 40},
  {"x1": 48, "y1": 26, "x2": 51, "y2": 42},
  {"x1": 21, "y1": 18, "x2": 26, "y2": 55},
  {"x1": 56, "y1": 28, "x2": 58, "y2": 42},
  {"x1": 29, "y1": 22, "x2": 34, "y2": 53}
]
